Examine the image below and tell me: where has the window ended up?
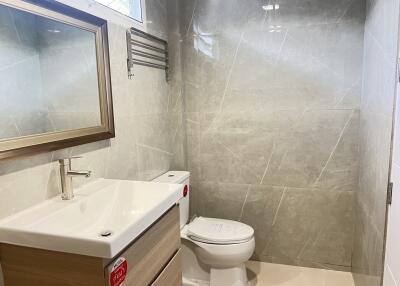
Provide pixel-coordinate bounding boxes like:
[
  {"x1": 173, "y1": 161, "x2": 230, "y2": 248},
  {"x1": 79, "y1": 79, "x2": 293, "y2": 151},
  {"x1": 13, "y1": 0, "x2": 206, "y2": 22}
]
[{"x1": 95, "y1": 0, "x2": 143, "y2": 22}]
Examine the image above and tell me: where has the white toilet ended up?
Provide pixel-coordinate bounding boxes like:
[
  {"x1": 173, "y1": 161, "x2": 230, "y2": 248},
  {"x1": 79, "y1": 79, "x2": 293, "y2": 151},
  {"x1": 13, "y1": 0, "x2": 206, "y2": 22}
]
[{"x1": 153, "y1": 171, "x2": 255, "y2": 286}]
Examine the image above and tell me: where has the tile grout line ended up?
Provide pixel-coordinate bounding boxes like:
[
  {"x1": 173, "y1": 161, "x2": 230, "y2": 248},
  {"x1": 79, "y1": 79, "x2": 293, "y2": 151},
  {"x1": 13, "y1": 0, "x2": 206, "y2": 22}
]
[
  {"x1": 136, "y1": 143, "x2": 173, "y2": 155},
  {"x1": 313, "y1": 110, "x2": 354, "y2": 186}
]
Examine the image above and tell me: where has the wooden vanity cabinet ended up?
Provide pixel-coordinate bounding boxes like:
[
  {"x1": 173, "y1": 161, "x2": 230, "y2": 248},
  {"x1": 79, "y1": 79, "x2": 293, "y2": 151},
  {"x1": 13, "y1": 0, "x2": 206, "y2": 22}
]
[
  {"x1": 104, "y1": 205, "x2": 181, "y2": 286},
  {"x1": 152, "y1": 250, "x2": 182, "y2": 286},
  {"x1": 0, "y1": 206, "x2": 182, "y2": 286}
]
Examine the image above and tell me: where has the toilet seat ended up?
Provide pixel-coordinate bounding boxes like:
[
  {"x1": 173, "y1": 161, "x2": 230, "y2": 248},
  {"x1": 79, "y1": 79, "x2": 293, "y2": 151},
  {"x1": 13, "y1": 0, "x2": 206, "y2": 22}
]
[
  {"x1": 191, "y1": 237, "x2": 255, "y2": 268},
  {"x1": 186, "y1": 217, "x2": 254, "y2": 245}
]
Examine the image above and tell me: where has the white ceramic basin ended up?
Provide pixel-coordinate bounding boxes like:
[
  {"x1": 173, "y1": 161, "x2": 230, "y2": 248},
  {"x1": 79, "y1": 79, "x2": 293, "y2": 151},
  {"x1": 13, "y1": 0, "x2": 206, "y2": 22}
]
[{"x1": 0, "y1": 179, "x2": 183, "y2": 258}]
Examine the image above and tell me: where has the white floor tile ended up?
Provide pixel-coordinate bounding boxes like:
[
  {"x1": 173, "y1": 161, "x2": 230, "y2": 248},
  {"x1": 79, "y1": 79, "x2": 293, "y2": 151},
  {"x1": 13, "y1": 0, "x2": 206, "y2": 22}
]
[
  {"x1": 246, "y1": 261, "x2": 355, "y2": 286},
  {"x1": 324, "y1": 269, "x2": 354, "y2": 286}
]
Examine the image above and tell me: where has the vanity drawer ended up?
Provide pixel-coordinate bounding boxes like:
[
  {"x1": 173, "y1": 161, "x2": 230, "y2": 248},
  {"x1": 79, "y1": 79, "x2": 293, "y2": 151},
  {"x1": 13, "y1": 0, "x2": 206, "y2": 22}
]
[
  {"x1": 152, "y1": 250, "x2": 182, "y2": 286},
  {"x1": 105, "y1": 206, "x2": 180, "y2": 286}
]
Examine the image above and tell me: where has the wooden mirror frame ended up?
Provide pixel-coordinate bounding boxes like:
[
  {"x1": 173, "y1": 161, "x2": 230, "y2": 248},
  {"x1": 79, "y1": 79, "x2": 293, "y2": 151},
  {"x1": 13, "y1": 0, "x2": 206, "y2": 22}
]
[{"x1": 0, "y1": 0, "x2": 115, "y2": 160}]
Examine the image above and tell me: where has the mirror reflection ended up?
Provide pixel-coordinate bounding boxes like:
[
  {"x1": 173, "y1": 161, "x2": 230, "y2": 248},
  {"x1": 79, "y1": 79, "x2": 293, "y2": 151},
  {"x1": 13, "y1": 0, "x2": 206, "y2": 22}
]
[{"x1": 0, "y1": 4, "x2": 102, "y2": 140}]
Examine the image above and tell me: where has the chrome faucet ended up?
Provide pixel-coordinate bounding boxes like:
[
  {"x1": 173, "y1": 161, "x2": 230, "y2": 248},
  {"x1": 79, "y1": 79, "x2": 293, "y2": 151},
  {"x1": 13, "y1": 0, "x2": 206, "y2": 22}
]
[{"x1": 58, "y1": 157, "x2": 92, "y2": 200}]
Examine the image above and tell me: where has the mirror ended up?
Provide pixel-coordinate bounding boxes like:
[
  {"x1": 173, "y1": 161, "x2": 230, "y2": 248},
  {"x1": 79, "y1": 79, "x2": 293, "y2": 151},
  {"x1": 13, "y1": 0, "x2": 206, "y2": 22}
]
[{"x1": 0, "y1": 0, "x2": 114, "y2": 159}]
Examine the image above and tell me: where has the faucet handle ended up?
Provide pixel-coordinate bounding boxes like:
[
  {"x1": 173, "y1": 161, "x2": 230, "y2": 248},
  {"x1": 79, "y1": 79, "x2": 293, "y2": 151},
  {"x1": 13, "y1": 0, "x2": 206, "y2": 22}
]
[
  {"x1": 69, "y1": 156, "x2": 82, "y2": 163},
  {"x1": 58, "y1": 156, "x2": 83, "y2": 166}
]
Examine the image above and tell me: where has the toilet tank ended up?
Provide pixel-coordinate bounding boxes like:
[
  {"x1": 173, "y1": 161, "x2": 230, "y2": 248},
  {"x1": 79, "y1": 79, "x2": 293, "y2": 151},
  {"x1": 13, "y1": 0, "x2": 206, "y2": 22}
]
[{"x1": 152, "y1": 171, "x2": 190, "y2": 229}]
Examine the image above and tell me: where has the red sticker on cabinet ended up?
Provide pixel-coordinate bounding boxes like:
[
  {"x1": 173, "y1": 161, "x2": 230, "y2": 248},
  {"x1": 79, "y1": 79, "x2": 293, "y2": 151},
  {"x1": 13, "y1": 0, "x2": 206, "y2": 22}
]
[
  {"x1": 183, "y1": 185, "x2": 189, "y2": 197},
  {"x1": 110, "y1": 257, "x2": 128, "y2": 286}
]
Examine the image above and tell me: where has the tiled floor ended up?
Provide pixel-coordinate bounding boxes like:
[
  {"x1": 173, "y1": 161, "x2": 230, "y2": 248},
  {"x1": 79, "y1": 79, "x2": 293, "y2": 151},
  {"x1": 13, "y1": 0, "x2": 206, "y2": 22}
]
[{"x1": 247, "y1": 261, "x2": 355, "y2": 286}]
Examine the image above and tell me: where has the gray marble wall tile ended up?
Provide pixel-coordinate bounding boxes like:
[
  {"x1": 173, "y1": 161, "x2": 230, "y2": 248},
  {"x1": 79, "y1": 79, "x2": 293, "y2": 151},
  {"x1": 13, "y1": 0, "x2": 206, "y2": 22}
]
[
  {"x1": 146, "y1": 0, "x2": 168, "y2": 40},
  {"x1": 261, "y1": 188, "x2": 354, "y2": 268},
  {"x1": 190, "y1": 181, "x2": 250, "y2": 221},
  {"x1": 265, "y1": 0, "x2": 355, "y2": 27},
  {"x1": 299, "y1": 191, "x2": 354, "y2": 266},
  {"x1": 240, "y1": 185, "x2": 285, "y2": 260},
  {"x1": 181, "y1": 0, "x2": 364, "y2": 270}
]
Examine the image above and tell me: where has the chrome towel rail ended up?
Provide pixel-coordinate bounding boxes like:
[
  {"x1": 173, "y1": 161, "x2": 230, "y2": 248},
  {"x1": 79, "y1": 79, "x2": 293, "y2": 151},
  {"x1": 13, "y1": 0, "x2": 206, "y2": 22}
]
[{"x1": 126, "y1": 27, "x2": 169, "y2": 81}]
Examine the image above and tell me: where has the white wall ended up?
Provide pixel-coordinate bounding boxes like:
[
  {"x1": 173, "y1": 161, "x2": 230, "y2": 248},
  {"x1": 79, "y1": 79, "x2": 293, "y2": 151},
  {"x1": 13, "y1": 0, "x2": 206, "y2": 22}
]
[
  {"x1": 384, "y1": 64, "x2": 400, "y2": 286},
  {"x1": 353, "y1": 0, "x2": 400, "y2": 284}
]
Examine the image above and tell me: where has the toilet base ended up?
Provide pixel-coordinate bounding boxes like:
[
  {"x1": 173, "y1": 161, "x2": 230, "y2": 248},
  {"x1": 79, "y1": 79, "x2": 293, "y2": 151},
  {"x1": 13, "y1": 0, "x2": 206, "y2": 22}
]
[{"x1": 210, "y1": 264, "x2": 248, "y2": 286}]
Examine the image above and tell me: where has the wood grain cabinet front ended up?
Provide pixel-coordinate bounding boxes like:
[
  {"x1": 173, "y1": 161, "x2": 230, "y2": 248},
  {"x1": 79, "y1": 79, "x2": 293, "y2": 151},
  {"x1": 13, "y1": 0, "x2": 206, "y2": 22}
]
[
  {"x1": 152, "y1": 250, "x2": 182, "y2": 286},
  {"x1": 0, "y1": 206, "x2": 181, "y2": 286},
  {"x1": 104, "y1": 206, "x2": 181, "y2": 286}
]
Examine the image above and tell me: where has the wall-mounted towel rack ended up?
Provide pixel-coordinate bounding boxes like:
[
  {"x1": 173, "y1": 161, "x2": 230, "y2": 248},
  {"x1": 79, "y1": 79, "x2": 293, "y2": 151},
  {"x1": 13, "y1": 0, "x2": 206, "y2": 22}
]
[{"x1": 126, "y1": 27, "x2": 169, "y2": 81}]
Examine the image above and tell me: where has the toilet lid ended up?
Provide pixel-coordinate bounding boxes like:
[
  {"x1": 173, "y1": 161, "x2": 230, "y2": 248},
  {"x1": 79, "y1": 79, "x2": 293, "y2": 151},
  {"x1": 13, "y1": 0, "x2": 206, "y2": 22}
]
[{"x1": 187, "y1": 217, "x2": 254, "y2": 244}]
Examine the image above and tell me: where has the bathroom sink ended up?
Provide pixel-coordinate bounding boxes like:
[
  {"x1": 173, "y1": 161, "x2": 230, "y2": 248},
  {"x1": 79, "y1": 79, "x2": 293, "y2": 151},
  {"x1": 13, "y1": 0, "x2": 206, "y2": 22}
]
[{"x1": 0, "y1": 179, "x2": 183, "y2": 258}]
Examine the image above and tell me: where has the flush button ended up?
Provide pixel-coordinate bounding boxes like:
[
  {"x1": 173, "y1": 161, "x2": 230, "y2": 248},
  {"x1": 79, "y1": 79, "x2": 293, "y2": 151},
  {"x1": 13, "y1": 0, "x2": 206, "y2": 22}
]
[{"x1": 100, "y1": 231, "x2": 113, "y2": 237}]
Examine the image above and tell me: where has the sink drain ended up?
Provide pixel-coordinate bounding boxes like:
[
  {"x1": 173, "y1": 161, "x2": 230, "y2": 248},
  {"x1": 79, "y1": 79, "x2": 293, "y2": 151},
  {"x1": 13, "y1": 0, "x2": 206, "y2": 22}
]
[{"x1": 100, "y1": 230, "x2": 113, "y2": 237}]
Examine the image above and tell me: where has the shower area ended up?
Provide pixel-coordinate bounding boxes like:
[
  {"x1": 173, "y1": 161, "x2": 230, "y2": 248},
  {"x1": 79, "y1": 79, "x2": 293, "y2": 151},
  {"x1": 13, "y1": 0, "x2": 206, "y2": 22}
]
[{"x1": 178, "y1": 0, "x2": 399, "y2": 285}]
